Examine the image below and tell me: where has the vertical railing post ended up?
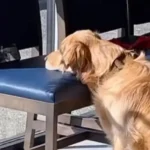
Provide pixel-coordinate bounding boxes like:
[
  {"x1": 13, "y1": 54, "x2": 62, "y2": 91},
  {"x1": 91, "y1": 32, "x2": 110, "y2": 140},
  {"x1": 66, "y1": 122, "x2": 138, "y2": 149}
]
[{"x1": 47, "y1": 0, "x2": 55, "y2": 54}]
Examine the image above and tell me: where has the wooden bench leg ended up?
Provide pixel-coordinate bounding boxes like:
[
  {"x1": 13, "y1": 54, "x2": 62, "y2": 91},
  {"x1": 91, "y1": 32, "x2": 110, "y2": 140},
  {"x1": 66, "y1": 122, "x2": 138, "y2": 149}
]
[
  {"x1": 24, "y1": 113, "x2": 37, "y2": 150},
  {"x1": 45, "y1": 104, "x2": 57, "y2": 150}
]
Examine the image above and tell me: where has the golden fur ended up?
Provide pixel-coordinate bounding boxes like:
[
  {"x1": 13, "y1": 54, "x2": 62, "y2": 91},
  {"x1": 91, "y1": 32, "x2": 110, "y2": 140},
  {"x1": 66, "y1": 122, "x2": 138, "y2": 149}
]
[
  {"x1": 60, "y1": 29, "x2": 150, "y2": 150},
  {"x1": 45, "y1": 50, "x2": 73, "y2": 72}
]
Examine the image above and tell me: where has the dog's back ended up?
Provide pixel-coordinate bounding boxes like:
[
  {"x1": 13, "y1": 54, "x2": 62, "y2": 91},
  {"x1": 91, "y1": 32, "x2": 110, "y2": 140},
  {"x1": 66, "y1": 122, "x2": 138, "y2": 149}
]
[{"x1": 95, "y1": 54, "x2": 150, "y2": 150}]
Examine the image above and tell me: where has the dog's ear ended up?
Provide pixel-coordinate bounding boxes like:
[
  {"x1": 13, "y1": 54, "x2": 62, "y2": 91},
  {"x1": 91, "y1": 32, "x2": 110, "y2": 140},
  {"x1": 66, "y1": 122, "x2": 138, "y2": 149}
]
[{"x1": 60, "y1": 41, "x2": 92, "y2": 72}]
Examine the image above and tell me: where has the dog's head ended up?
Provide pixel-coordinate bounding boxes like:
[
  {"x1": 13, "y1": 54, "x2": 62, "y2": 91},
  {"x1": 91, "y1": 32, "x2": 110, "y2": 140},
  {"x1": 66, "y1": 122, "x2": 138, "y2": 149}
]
[
  {"x1": 60, "y1": 30, "x2": 133, "y2": 86},
  {"x1": 60, "y1": 30, "x2": 100, "y2": 73}
]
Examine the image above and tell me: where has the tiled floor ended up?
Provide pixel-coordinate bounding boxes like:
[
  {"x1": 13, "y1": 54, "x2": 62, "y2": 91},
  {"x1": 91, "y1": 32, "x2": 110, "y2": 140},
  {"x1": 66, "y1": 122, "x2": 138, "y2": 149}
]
[{"x1": 62, "y1": 140, "x2": 112, "y2": 150}]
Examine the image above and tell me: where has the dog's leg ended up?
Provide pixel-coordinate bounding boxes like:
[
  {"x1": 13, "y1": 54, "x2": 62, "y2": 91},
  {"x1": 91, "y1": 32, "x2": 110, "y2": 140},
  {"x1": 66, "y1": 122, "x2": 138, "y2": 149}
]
[
  {"x1": 113, "y1": 136, "x2": 125, "y2": 150},
  {"x1": 94, "y1": 102, "x2": 113, "y2": 143},
  {"x1": 97, "y1": 113, "x2": 113, "y2": 143}
]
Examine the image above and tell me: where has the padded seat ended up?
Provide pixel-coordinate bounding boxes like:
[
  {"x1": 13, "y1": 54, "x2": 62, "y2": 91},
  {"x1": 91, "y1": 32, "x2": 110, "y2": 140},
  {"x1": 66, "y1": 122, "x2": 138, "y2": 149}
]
[
  {"x1": 0, "y1": 68, "x2": 88, "y2": 103},
  {"x1": 0, "y1": 56, "x2": 89, "y2": 103}
]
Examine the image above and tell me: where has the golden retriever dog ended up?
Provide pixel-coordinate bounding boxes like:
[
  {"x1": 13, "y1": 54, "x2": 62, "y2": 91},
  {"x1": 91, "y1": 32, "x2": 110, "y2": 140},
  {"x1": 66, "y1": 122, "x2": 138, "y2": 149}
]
[
  {"x1": 45, "y1": 50, "x2": 73, "y2": 73},
  {"x1": 60, "y1": 29, "x2": 150, "y2": 150}
]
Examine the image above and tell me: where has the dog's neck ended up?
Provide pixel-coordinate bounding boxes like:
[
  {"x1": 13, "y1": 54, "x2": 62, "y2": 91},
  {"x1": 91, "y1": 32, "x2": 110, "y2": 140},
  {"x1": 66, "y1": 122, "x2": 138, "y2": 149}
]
[
  {"x1": 100, "y1": 51, "x2": 137, "y2": 84},
  {"x1": 81, "y1": 51, "x2": 138, "y2": 91}
]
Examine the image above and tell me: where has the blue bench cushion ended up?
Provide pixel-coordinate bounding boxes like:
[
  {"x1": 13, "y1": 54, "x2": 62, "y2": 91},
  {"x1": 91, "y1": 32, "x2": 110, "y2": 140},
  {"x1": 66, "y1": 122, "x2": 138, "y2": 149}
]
[{"x1": 0, "y1": 68, "x2": 88, "y2": 103}]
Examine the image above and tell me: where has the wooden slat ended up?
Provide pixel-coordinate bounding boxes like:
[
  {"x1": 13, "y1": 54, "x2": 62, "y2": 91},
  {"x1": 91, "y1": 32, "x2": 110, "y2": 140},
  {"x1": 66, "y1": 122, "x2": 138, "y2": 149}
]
[
  {"x1": 58, "y1": 114, "x2": 102, "y2": 131},
  {"x1": 88, "y1": 131, "x2": 109, "y2": 144},
  {"x1": 35, "y1": 114, "x2": 101, "y2": 132},
  {"x1": 32, "y1": 120, "x2": 45, "y2": 131},
  {"x1": 0, "y1": 93, "x2": 49, "y2": 115},
  {"x1": 31, "y1": 131, "x2": 89, "y2": 150},
  {"x1": 32, "y1": 121, "x2": 88, "y2": 136},
  {"x1": 0, "y1": 131, "x2": 45, "y2": 150}
]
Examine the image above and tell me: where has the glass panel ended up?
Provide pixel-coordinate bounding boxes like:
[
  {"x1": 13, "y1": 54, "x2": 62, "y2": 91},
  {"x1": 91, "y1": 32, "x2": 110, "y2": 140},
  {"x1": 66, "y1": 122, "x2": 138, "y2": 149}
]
[
  {"x1": 0, "y1": 108, "x2": 26, "y2": 140},
  {"x1": 100, "y1": 29, "x2": 119, "y2": 40},
  {"x1": 134, "y1": 23, "x2": 150, "y2": 36}
]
